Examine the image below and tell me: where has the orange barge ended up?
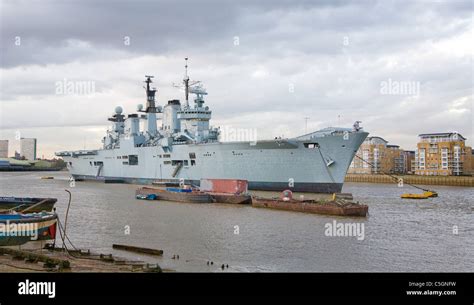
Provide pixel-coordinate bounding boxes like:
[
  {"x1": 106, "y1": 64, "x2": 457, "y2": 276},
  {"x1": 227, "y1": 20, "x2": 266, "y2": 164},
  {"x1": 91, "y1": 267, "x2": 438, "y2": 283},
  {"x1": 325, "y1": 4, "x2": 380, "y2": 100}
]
[{"x1": 251, "y1": 197, "x2": 368, "y2": 217}]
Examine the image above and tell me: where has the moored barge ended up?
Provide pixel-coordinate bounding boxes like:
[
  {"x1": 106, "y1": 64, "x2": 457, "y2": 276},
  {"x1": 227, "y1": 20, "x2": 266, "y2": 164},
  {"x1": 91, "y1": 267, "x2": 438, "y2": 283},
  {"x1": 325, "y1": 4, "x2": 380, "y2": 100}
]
[
  {"x1": 136, "y1": 187, "x2": 213, "y2": 203},
  {"x1": 251, "y1": 197, "x2": 368, "y2": 217}
]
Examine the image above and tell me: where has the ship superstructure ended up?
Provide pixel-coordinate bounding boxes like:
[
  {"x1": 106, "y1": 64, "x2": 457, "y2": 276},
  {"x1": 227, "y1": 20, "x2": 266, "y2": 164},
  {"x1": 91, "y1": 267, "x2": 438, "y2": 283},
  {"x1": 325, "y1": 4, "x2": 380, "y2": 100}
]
[{"x1": 56, "y1": 59, "x2": 368, "y2": 193}]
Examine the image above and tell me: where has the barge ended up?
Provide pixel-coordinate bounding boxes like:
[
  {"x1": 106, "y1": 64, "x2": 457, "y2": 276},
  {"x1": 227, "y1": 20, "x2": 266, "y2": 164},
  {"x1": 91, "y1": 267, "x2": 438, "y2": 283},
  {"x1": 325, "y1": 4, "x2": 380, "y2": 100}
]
[
  {"x1": 136, "y1": 187, "x2": 213, "y2": 203},
  {"x1": 251, "y1": 197, "x2": 368, "y2": 217}
]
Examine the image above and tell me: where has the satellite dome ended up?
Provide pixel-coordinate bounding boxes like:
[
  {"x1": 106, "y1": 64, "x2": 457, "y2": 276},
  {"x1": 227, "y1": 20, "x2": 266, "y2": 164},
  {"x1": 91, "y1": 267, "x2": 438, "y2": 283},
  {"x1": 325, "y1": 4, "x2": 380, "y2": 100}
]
[
  {"x1": 137, "y1": 104, "x2": 144, "y2": 111},
  {"x1": 115, "y1": 106, "x2": 123, "y2": 114}
]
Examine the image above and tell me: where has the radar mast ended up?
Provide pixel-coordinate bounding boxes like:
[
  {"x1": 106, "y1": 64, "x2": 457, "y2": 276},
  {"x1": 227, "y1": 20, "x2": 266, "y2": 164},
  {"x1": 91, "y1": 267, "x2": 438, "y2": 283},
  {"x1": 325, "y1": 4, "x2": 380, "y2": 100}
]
[
  {"x1": 174, "y1": 58, "x2": 201, "y2": 109},
  {"x1": 143, "y1": 75, "x2": 158, "y2": 113}
]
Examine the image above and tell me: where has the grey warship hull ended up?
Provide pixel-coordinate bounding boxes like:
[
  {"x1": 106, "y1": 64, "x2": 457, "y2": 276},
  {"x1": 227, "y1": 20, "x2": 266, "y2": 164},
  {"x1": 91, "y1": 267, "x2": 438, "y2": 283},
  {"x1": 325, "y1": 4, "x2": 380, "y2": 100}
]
[{"x1": 59, "y1": 130, "x2": 367, "y2": 193}]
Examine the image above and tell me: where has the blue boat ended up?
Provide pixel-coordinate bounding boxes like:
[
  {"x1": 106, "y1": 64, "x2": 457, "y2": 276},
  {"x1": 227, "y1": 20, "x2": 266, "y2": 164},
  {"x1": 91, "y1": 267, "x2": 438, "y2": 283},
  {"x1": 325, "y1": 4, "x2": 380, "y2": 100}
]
[
  {"x1": 0, "y1": 212, "x2": 58, "y2": 246},
  {"x1": 136, "y1": 194, "x2": 157, "y2": 200}
]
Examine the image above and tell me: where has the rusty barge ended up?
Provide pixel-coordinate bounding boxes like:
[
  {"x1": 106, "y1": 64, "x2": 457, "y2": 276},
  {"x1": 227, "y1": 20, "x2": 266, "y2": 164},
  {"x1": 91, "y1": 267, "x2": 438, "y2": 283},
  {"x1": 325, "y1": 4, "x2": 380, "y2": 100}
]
[{"x1": 251, "y1": 196, "x2": 368, "y2": 217}]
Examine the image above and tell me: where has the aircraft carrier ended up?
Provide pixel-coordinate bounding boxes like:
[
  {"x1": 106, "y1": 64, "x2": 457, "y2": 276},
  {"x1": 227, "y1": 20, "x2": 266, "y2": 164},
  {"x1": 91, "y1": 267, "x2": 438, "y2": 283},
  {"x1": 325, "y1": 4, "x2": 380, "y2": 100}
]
[{"x1": 56, "y1": 59, "x2": 368, "y2": 193}]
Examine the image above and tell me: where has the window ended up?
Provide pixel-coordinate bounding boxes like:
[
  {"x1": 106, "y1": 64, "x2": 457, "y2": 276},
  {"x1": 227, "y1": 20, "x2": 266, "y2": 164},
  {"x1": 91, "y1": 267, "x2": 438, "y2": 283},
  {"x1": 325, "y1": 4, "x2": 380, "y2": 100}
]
[
  {"x1": 129, "y1": 155, "x2": 138, "y2": 165},
  {"x1": 304, "y1": 143, "x2": 319, "y2": 148},
  {"x1": 189, "y1": 152, "x2": 196, "y2": 159},
  {"x1": 93, "y1": 161, "x2": 104, "y2": 166},
  {"x1": 191, "y1": 160, "x2": 196, "y2": 166},
  {"x1": 122, "y1": 161, "x2": 129, "y2": 165},
  {"x1": 122, "y1": 155, "x2": 128, "y2": 159},
  {"x1": 163, "y1": 154, "x2": 171, "y2": 158},
  {"x1": 164, "y1": 161, "x2": 171, "y2": 165}
]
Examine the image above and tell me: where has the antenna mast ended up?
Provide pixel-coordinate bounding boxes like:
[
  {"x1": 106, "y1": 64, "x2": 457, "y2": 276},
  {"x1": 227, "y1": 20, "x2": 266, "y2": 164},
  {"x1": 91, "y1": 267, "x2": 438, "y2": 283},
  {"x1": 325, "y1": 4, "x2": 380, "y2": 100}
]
[
  {"x1": 144, "y1": 75, "x2": 158, "y2": 113},
  {"x1": 184, "y1": 58, "x2": 190, "y2": 108},
  {"x1": 173, "y1": 58, "x2": 201, "y2": 109}
]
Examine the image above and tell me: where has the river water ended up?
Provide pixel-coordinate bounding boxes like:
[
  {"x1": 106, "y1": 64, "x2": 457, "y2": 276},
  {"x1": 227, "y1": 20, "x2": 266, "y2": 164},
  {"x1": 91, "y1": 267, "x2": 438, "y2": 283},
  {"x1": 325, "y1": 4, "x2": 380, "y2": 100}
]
[{"x1": 1, "y1": 171, "x2": 473, "y2": 272}]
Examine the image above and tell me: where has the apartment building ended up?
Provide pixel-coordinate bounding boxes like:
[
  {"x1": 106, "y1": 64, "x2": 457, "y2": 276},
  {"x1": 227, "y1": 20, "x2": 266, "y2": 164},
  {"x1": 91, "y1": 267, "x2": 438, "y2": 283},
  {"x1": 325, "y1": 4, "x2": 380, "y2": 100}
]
[
  {"x1": 349, "y1": 136, "x2": 405, "y2": 174},
  {"x1": 414, "y1": 132, "x2": 471, "y2": 176}
]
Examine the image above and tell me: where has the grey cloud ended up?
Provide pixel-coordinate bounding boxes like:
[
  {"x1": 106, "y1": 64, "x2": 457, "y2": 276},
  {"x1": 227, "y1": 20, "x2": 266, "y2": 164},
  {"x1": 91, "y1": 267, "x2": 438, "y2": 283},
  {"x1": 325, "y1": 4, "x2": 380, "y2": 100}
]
[
  {"x1": 2, "y1": 0, "x2": 471, "y2": 67},
  {"x1": 0, "y1": 0, "x2": 472, "y2": 157}
]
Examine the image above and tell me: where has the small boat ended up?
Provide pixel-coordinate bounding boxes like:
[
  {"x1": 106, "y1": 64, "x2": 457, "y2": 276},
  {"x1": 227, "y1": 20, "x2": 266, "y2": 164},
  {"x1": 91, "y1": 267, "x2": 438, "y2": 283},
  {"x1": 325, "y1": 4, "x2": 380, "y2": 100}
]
[
  {"x1": 401, "y1": 191, "x2": 437, "y2": 199},
  {"x1": 136, "y1": 187, "x2": 213, "y2": 203},
  {"x1": 0, "y1": 197, "x2": 57, "y2": 212},
  {"x1": 0, "y1": 212, "x2": 58, "y2": 246},
  {"x1": 136, "y1": 194, "x2": 157, "y2": 200},
  {"x1": 252, "y1": 197, "x2": 368, "y2": 217}
]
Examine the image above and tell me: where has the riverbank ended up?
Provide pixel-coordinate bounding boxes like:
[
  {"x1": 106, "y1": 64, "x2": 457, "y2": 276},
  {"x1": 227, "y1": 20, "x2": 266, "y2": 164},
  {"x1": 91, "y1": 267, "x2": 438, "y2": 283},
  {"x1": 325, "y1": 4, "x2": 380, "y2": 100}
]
[
  {"x1": 0, "y1": 245, "x2": 164, "y2": 273},
  {"x1": 345, "y1": 174, "x2": 474, "y2": 187}
]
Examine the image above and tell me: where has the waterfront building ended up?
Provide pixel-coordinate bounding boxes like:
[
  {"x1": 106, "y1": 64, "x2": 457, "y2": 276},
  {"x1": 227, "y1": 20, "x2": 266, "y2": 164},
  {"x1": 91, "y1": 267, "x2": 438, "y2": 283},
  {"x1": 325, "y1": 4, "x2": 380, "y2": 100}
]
[
  {"x1": 348, "y1": 136, "x2": 405, "y2": 174},
  {"x1": 402, "y1": 150, "x2": 415, "y2": 174},
  {"x1": 20, "y1": 138, "x2": 37, "y2": 161},
  {"x1": 458, "y1": 148, "x2": 474, "y2": 176},
  {"x1": 414, "y1": 132, "x2": 471, "y2": 176},
  {"x1": 0, "y1": 140, "x2": 8, "y2": 158}
]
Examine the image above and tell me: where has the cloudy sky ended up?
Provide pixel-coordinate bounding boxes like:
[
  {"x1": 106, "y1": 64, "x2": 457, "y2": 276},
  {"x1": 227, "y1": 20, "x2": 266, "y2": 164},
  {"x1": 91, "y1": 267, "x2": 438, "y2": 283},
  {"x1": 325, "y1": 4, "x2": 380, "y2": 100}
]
[{"x1": 0, "y1": 0, "x2": 472, "y2": 158}]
